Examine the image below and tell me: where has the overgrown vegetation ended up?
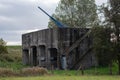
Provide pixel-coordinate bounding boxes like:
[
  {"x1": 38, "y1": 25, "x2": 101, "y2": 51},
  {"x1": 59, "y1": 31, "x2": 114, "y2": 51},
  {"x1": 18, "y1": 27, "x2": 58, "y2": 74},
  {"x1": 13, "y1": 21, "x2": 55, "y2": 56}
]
[
  {"x1": 91, "y1": 26, "x2": 119, "y2": 75},
  {"x1": 0, "y1": 67, "x2": 48, "y2": 77},
  {"x1": 96, "y1": 0, "x2": 120, "y2": 74},
  {"x1": 0, "y1": 45, "x2": 119, "y2": 77},
  {"x1": 21, "y1": 67, "x2": 48, "y2": 76},
  {"x1": 92, "y1": 27, "x2": 114, "y2": 66},
  {"x1": 0, "y1": 46, "x2": 49, "y2": 77},
  {"x1": 0, "y1": 45, "x2": 24, "y2": 69},
  {"x1": 0, "y1": 68, "x2": 17, "y2": 77}
]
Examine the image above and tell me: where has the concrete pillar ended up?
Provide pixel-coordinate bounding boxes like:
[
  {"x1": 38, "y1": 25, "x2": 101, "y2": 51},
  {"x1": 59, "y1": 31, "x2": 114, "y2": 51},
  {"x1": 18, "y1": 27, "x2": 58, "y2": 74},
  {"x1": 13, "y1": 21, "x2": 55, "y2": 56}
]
[
  {"x1": 47, "y1": 48, "x2": 51, "y2": 69},
  {"x1": 30, "y1": 47, "x2": 33, "y2": 66},
  {"x1": 37, "y1": 46, "x2": 41, "y2": 66}
]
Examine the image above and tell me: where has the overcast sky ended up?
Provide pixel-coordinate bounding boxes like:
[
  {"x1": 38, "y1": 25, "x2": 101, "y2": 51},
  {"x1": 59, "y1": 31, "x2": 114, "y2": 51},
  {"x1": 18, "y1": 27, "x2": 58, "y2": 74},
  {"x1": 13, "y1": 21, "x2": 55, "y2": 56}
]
[{"x1": 0, "y1": 0, "x2": 107, "y2": 45}]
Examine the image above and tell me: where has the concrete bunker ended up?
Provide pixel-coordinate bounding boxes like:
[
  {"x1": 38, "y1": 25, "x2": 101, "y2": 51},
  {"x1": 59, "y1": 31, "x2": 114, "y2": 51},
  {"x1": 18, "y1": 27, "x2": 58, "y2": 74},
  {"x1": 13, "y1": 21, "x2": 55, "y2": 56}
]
[{"x1": 22, "y1": 28, "x2": 97, "y2": 70}]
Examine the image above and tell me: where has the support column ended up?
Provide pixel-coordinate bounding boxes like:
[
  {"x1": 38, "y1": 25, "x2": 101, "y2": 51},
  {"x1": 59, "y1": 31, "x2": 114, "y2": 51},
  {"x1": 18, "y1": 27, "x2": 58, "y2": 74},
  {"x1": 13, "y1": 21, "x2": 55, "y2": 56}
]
[
  {"x1": 30, "y1": 47, "x2": 33, "y2": 66},
  {"x1": 47, "y1": 48, "x2": 51, "y2": 69}
]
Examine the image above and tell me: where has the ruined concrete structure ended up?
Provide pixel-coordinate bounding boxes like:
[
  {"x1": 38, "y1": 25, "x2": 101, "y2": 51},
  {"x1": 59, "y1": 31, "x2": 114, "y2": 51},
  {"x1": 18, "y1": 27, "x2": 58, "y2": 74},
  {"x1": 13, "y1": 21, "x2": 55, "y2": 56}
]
[{"x1": 22, "y1": 28, "x2": 97, "y2": 70}]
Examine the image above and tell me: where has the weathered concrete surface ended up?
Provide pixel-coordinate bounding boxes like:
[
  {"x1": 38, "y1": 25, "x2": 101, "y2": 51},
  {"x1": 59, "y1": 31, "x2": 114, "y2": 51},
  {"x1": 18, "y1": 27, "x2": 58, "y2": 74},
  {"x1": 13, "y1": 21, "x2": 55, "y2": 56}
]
[{"x1": 22, "y1": 28, "x2": 97, "y2": 70}]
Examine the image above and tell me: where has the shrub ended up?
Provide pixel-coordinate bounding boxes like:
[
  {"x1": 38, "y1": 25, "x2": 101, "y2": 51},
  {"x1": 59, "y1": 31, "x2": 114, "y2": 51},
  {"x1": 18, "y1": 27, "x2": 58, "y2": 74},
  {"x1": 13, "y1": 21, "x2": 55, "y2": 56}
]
[
  {"x1": 0, "y1": 54, "x2": 15, "y2": 62},
  {"x1": 21, "y1": 67, "x2": 48, "y2": 76},
  {"x1": 0, "y1": 46, "x2": 8, "y2": 54},
  {"x1": 0, "y1": 38, "x2": 8, "y2": 54},
  {"x1": 0, "y1": 68, "x2": 17, "y2": 77}
]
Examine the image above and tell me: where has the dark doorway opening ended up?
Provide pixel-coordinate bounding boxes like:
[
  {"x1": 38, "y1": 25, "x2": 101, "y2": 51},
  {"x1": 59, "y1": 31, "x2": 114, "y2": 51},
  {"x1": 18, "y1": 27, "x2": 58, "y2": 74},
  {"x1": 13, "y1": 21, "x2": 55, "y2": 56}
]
[
  {"x1": 23, "y1": 49, "x2": 29, "y2": 65},
  {"x1": 39, "y1": 45, "x2": 46, "y2": 67},
  {"x1": 32, "y1": 46, "x2": 37, "y2": 66},
  {"x1": 49, "y1": 48, "x2": 57, "y2": 69}
]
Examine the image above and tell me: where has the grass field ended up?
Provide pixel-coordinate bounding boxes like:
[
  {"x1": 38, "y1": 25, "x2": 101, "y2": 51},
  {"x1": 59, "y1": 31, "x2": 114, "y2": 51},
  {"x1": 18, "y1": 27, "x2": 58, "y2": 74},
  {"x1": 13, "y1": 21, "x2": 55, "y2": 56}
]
[
  {"x1": 0, "y1": 76, "x2": 120, "y2": 80},
  {"x1": 0, "y1": 46, "x2": 119, "y2": 78},
  {"x1": 0, "y1": 46, "x2": 119, "y2": 73}
]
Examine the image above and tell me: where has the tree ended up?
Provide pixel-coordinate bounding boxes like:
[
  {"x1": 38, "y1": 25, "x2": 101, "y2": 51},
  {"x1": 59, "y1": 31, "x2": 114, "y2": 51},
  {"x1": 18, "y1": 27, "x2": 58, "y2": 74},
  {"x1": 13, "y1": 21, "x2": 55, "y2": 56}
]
[
  {"x1": 110, "y1": 0, "x2": 120, "y2": 75},
  {"x1": 48, "y1": 0, "x2": 98, "y2": 28},
  {"x1": 92, "y1": 26, "x2": 116, "y2": 74},
  {"x1": 102, "y1": 0, "x2": 120, "y2": 74},
  {"x1": 92, "y1": 26, "x2": 113, "y2": 66},
  {"x1": 0, "y1": 38, "x2": 8, "y2": 54},
  {"x1": 97, "y1": 0, "x2": 120, "y2": 74}
]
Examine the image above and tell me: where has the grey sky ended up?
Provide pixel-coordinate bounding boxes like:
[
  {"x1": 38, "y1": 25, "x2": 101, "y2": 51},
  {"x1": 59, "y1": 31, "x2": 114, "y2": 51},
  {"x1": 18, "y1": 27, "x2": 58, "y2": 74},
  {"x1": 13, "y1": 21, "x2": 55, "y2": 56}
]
[{"x1": 0, "y1": 0, "x2": 107, "y2": 45}]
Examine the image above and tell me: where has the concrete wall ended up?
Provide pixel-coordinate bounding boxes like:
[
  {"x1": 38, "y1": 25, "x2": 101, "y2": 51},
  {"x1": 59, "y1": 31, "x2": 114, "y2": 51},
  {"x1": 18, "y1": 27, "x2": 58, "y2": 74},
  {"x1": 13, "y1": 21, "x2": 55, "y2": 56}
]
[{"x1": 22, "y1": 28, "x2": 97, "y2": 70}]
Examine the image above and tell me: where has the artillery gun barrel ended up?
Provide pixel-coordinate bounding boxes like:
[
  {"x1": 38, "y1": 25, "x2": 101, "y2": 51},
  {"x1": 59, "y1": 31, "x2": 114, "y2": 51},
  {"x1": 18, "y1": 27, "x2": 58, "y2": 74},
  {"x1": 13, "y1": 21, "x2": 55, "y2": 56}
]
[{"x1": 38, "y1": 6, "x2": 67, "y2": 28}]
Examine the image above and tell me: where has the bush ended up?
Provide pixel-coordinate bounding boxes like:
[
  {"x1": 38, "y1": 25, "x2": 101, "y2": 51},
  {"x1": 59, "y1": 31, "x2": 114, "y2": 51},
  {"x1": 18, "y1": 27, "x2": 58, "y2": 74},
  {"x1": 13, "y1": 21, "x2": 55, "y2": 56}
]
[
  {"x1": 0, "y1": 45, "x2": 8, "y2": 54},
  {"x1": 21, "y1": 67, "x2": 48, "y2": 76},
  {"x1": 0, "y1": 68, "x2": 18, "y2": 77},
  {"x1": 0, "y1": 54, "x2": 15, "y2": 62},
  {"x1": 0, "y1": 38, "x2": 8, "y2": 54},
  {"x1": 0, "y1": 67, "x2": 48, "y2": 77}
]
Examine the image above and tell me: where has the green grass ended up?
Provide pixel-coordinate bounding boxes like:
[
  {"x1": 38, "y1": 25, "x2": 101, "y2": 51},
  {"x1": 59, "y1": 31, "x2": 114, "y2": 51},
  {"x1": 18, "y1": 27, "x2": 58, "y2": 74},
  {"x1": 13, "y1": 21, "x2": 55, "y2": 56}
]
[
  {"x1": 7, "y1": 46, "x2": 22, "y2": 50},
  {"x1": 0, "y1": 76, "x2": 120, "y2": 80},
  {"x1": 50, "y1": 63, "x2": 118, "y2": 75},
  {"x1": 7, "y1": 46, "x2": 22, "y2": 61},
  {"x1": 0, "y1": 61, "x2": 26, "y2": 70}
]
